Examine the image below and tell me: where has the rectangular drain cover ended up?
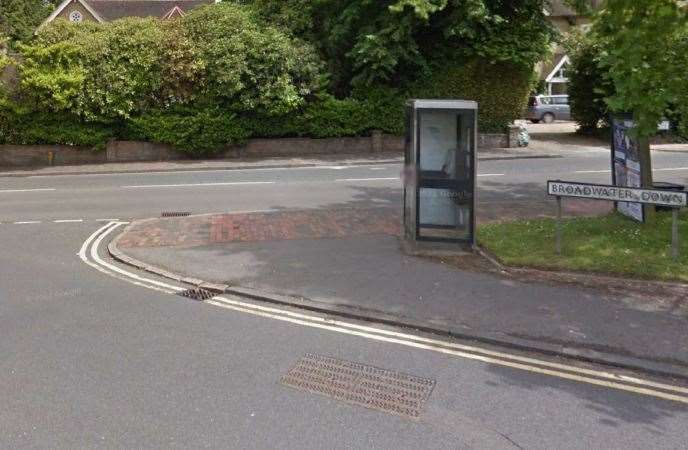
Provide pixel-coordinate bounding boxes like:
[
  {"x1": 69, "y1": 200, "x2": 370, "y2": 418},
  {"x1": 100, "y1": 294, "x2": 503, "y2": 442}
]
[
  {"x1": 178, "y1": 288, "x2": 215, "y2": 301},
  {"x1": 161, "y1": 211, "x2": 191, "y2": 218},
  {"x1": 281, "y1": 354, "x2": 435, "y2": 418}
]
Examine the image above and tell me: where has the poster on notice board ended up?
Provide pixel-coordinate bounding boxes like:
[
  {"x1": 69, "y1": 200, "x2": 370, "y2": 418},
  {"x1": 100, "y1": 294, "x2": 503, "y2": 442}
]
[{"x1": 611, "y1": 115, "x2": 645, "y2": 222}]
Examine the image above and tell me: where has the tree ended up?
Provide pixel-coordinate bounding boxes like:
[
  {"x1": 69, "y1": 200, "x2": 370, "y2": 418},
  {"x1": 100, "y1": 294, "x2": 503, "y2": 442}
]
[
  {"x1": 0, "y1": 0, "x2": 59, "y2": 45},
  {"x1": 235, "y1": 0, "x2": 556, "y2": 92},
  {"x1": 590, "y1": 0, "x2": 688, "y2": 204},
  {"x1": 593, "y1": 0, "x2": 688, "y2": 139},
  {"x1": 565, "y1": 0, "x2": 688, "y2": 219}
]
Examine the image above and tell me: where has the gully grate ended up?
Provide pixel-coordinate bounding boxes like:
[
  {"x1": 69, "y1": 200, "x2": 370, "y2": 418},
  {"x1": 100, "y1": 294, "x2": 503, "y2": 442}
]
[
  {"x1": 178, "y1": 288, "x2": 215, "y2": 301},
  {"x1": 281, "y1": 354, "x2": 435, "y2": 419},
  {"x1": 161, "y1": 212, "x2": 191, "y2": 218}
]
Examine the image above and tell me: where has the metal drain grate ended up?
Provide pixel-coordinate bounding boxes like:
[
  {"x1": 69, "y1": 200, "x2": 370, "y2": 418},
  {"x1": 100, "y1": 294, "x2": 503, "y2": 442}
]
[
  {"x1": 161, "y1": 211, "x2": 191, "y2": 218},
  {"x1": 178, "y1": 288, "x2": 215, "y2": 301},
  {"x1": 281, "y1": 354, "x2": 435, "y2": 419}
]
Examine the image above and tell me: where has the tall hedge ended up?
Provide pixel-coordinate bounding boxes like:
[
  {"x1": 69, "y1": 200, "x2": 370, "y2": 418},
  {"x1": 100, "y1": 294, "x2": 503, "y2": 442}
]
[{"x1": 410, "y1": 60, "x2": 533, "y2": 132}]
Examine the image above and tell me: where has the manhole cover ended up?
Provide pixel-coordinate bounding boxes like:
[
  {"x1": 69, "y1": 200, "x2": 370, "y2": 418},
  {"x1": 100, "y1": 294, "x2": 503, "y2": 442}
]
[
  {"x1": 161, "y1": 211, "x2": 191, "y2": 217},
  {"x1": 178, "y1": 288, "x2": 215, "y2": 301},
  {"x1": 281, "y1": 354, "x2": 435, "y2": 419}
]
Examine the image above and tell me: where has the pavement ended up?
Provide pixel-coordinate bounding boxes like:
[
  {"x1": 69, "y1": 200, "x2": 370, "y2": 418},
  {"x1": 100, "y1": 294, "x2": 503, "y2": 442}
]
[
  {"x1": 3, "y1": 128, "x2": 688, "y2": 449},
  {"x1": 111, "y1": 206, "x2": 688, "y2": 379}
]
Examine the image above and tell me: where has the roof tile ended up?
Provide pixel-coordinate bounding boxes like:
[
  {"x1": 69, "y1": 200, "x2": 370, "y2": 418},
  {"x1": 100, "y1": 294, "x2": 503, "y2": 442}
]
[{"x1": 84, "y1": 0, "x2": 214, "y2": 21}]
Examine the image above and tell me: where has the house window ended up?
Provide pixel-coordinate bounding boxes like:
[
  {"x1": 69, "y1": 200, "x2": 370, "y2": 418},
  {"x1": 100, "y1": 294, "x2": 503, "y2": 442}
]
[{"x1": 69, "y1": 10, "x2": 83, "y2": 23}]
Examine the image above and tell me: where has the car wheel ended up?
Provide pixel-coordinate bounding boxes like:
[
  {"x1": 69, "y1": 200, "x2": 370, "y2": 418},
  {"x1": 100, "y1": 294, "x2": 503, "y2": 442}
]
[
  {"x1": 542, "y1": 113, "x2": 555, "y2": 124},
  {"x1": 529, "y1": 119, "x2": 540, "y2": 124}
]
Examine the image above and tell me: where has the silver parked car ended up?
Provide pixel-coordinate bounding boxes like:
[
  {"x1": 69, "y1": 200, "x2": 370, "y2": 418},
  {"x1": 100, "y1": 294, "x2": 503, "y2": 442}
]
[{"x1": 526, "y1": 95, "x2": 571, "y2": 123}]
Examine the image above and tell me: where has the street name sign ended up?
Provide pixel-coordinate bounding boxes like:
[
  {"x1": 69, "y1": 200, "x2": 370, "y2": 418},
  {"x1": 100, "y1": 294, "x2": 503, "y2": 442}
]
[
  {"x1": 547, "y1": 180, "x2": 686, "y2": 260},
  {"x1": 548, "y1": 181, "x2": 688, "y2": 207}
]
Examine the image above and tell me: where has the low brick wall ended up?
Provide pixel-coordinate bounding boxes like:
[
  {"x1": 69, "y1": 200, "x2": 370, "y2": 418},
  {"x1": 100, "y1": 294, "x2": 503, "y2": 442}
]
[
  {"x1": 478, "y1": 133, "x2": 508, "y2": 149},
  {"x1": 0, "y1": 145, "x2": 106, "y2": 167},
  {"x1": 0, "y1": 131, "x2": 511, "y2": 168},
  {"x1": 236, "y1": 136, "x2": 377, "y2": 158},
  {"x1": 106, "y1": 140, "x2": 184, "y2": 162}
]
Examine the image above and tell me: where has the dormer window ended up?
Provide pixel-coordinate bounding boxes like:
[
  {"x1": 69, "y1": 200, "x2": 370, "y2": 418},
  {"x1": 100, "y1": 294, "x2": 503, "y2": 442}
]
[{"x1": 69, "y1": 10, "x2": 83, "y2": 22}]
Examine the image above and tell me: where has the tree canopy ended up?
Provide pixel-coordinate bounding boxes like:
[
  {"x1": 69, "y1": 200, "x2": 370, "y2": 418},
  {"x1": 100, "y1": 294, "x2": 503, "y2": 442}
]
[
  {"x1": 593, "y1": 0, "x2": 688, "y2": 138},
  {"x1": 567, "y1": 0, "x2": 688, "y2": 138},
  {"x1": 233, "y1": 0, "x2": 556, "y2": 92}
]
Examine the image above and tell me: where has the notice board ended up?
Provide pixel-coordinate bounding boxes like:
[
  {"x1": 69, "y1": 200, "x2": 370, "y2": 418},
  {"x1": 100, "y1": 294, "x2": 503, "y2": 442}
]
[{"x1": 611, "y1": 115, "x2": 644, "y2": 222}]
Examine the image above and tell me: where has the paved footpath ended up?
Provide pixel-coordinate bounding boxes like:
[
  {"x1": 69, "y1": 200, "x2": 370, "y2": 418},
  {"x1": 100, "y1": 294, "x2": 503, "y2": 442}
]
[{"x1": 114, "y1": 206, "x2": 688, "y2": 379}]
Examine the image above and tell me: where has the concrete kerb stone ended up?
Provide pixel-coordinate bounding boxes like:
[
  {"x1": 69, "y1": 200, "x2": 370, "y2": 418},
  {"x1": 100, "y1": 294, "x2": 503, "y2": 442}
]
[
  {"x1": 477, "y1": 243, "x2": 688, "y2": 294},
  {"x1": 106, "y1": 217, "x2": 688, "y2": 381},
  {"x1": 108, "y1": 220, "x2": 221, "y2": 290}
]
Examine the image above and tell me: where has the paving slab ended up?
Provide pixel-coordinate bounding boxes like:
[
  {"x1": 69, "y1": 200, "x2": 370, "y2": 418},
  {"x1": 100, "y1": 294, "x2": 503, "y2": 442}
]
[{"x1": 114, "y1": 207, "x2": 688, "y2": 378}]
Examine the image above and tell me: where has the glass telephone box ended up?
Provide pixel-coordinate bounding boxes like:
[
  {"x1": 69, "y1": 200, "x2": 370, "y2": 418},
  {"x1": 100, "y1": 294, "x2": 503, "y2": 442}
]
[{"x1": 404, "y1": 100, "x2": 477, "y2": 246}]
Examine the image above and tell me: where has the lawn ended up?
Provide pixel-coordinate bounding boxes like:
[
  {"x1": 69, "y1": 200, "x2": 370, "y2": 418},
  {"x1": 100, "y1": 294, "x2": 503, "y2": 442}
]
[{"x1": 478, "y1": 210, "x2": 688, "y2": 282}]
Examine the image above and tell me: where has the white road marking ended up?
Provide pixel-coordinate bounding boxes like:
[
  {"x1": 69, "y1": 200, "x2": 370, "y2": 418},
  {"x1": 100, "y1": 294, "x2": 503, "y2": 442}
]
[
  {"x1": 81, "y1": 223, "x2": 688, "y2": 405},
  {"x1": 54, "y1": 219, "x2": 84, "y2": 223},
  {"x1": 206, "y1": 295, "x2": 688, "y2": 396},
  {"x1": 14, "y1": 221, "x2": 41, "y2": 225},
  {"x1": 0, "y1": 188, "x2": 56, "y2": 193},
  {"x1": 369, "y1": 167, "x2": 388, "y2": 171},
  {"x1": 21, "y1": 163, "x2": 397, "y2": 179},
  {"x1": 96, "y1": 219, "x2": 120, "y2": 222},
  {"x1": 336, "y1": 177, "x2": 398, "y2": 182},
  {"x1": 655, "y1": 167, "x2": 688, "y2": 172},
  {"x1": 573, "y1": 168, "x2": 688, "y2": 174},
  {"x1": 476, "y1": 173, "x2": 505, "y2": 177},
  {"x1": 121, "y1": 181, "x2": 276, "y2": 189},
  {"x1": 208, "y1": 297, "x2": 688, "y2": 404},
  {"x1": 78, "y1": 222, "x2": 173, "y2": 294}
]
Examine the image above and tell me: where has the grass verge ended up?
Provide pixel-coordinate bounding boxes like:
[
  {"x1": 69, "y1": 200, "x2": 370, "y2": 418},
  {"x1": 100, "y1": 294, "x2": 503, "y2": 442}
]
[{"x1": 478, "y1": 210, "x2": 688, "y2": 282}]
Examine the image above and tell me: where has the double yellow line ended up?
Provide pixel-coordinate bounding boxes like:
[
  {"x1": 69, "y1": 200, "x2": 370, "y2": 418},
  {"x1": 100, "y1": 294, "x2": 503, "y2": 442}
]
[{"x1": 84, "y1": 222, "x2": 688, "y2": 405}]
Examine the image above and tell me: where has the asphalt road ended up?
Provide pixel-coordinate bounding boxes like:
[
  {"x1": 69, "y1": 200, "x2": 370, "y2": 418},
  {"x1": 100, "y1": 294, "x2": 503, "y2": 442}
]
[
  {"x1": 0, "y1": 148, "x2": 687, "y2": 223},
  {"x1": 2, "y1": 147, "x2": 688, "y2": 449}
]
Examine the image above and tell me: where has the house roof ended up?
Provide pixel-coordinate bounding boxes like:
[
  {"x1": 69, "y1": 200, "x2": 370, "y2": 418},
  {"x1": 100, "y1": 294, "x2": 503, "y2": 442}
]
[
  {"x1": 84, "y1": 0, "x2": 213, "y2": 21},
  {"x1": 42, "y1": 0, "x2": 105, "y2": 27}
]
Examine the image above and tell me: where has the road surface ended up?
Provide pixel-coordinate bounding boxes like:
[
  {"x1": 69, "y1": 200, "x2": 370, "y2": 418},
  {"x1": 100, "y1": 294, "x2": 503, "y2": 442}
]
[{"x1": 1, "y1": 147, "x2": 688, "y2": 449}]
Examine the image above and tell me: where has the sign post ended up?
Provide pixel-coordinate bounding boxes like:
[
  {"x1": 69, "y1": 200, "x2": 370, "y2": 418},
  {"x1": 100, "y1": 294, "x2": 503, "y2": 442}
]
[
  {"x1": 547, "y1": 180, "x2": 686, "y2": 259},
  {"x1": 673, "y1": 207, "x2": 680, "y2": 261},
  {"x1": 555, "y1": 196, "x2": 562, "y2": 255}
]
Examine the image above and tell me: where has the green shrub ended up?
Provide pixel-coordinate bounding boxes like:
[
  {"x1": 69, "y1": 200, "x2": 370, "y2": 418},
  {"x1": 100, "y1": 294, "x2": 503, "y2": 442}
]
[
  {"x1": 566, "y1": 32, "x2": 614, "y2": 133},
  {"x1": 3, "y1": 2, "x2": 534, "y2": 151},
  {"x1": 242, "y1": 89, "x2": 404, "y2": 140},
  {"x1": 0, "y1": 102, "x2": 115, "y2": 148},
  {"x1": 20, "y1": 5, "x2": 323, "y2": 122},
  {"x1": 181, "y1": 3, "x2": 323, "y2": 115},
  {"x1": 127, "y1": 107, "x2": 251, "y2": 157}
]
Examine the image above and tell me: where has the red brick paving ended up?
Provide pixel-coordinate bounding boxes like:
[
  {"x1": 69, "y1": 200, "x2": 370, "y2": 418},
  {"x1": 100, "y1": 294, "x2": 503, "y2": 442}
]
[
  {"x1": 117, "y1": 199, "x2": 612, "y2": 249},
  {"x1": 118, "y1": 208, "x2": 401, "y2": 249}
]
